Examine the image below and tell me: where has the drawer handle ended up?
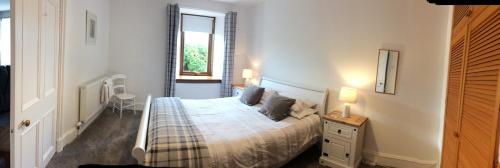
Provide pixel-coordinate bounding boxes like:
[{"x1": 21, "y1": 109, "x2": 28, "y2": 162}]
[
  {"x1": 337, "y1": 129, "x2": 342, "y2": 134},
  {"x1": 323, "y1": 153, "x2": 329, "y2": 157},
  {"x1": 346, "y1": 153, "x2": 350, "y2": 158},
  {"x1": 324, "y1": 139, "x2": 330, "y2": 143}
]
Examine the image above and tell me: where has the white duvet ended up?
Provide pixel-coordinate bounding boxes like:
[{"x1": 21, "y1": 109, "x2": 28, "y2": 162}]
[{"x1": 181, "y1": 97, "x2": 322, "y2": 168}]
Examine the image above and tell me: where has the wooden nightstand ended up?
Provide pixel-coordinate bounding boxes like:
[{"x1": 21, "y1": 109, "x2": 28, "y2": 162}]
[
  {"x1": 320, "y1": 111, "x2": 367, "y2": 168},
  {"x1": 232, "y1": 84, "x2": 245, "y2": 97}
]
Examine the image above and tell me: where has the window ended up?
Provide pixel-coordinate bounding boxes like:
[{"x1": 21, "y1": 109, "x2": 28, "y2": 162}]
[{"x1": 180, "y1": 14, "x2": 215, "y2": 76}]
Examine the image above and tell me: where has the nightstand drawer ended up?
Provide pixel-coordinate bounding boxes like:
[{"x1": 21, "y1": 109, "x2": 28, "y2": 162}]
[
  {"x1": 233, "y1": 87, "x2": 244, "y2": 97},
  {"x1": 322, "y1": 135, "x2": 351, "y2": 166},
  {"x1": 324, "y1": 121, "x2": 352, "y2": 139},
  {"x1": 321, "y1": 112, "x2": 367, "y2": 168}
]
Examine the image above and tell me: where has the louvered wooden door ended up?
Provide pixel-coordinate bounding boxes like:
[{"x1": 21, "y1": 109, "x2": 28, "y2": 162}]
[
  {"x1": 457, "y1": 6, "x2": 500, "y2": 168},
  {"x1": 442, "y1": 24, "x2": 467, "y2": 168},
  {"x1": 453, "y1": 5, "x2": 470, "y2": 28}
]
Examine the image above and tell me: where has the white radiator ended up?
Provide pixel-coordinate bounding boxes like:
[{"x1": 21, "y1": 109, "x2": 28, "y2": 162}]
[{"x1": 78, "y1": 76, "x2": 108, "y2": 134}]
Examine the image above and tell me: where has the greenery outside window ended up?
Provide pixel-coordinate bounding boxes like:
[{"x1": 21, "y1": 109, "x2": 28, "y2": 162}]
[{"x1": 180, "y1": 14, "x2": 215, "y2": 76}]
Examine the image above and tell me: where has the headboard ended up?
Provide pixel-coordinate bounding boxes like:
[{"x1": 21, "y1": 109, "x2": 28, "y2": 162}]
[{"x1": 259, "y1": 77, "x2": 329, "y2": 116}]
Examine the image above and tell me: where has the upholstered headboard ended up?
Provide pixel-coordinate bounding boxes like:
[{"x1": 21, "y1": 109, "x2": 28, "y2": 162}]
[{"x1": 259, "y1": 77, "x2": 329, "y2": 116}]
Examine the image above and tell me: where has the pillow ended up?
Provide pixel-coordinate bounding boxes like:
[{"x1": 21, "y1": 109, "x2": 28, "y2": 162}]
[
  {"x1": 290, "y1": 108, "x2": 318, "y2": 119},
  {"x1": 259, "y1": 94, "x2": 296, "y2": 121},
  {"x1": 291, "y1": 99, "x2": 316, "y2": 112},
  {"x1": 239, "y1": 85, "x2": 265, "y2": 105},
  {"x1": 259, "y1": 89, "x2": 278, "y2": 105}
]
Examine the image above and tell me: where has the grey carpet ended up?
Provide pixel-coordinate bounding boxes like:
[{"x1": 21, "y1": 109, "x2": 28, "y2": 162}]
[
  {"x1": 47, "y1": 108, "x2": 384, "y2": 168},
  {"x1": 47, "y1": 109, "x2": 140, "y2": 168},
  {"x1": 0, "y1": 127, "x2": 8, "y2": 151},
  {"x1": 0, "y1": 126, "x2": 9, "y2": 168}
]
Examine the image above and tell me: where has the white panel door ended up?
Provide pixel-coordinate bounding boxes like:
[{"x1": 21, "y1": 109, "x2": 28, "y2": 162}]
[{"x1": 12, "y1": 0, "x2": 60, "y2": 167}]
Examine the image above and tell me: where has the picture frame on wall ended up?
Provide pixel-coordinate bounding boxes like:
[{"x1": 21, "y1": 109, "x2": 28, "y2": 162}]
[{"x1": 86, "y1": 11, "x2": 97, "y2": 45}]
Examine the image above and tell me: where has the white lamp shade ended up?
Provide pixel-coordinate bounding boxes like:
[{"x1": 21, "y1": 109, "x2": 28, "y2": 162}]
[
  {"x1": 242, "y1": 69, "x2": 253, "y2": 79},
  {"x1": 339, "y1": 87, "x2": 358, "y2": 103}
]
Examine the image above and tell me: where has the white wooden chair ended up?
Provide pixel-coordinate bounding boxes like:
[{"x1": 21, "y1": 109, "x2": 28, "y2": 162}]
[{"x1": 110, "y1": 74, "x2": 136, "y2": 118}]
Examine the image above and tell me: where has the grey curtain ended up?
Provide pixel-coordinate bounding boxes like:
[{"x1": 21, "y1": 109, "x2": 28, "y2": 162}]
[
  {"x1": 164, "y1": 4, "x2": 180, "y2": 97},
  {"x1": 220, "y1": 12, "x2": 237, "y2": 97}
]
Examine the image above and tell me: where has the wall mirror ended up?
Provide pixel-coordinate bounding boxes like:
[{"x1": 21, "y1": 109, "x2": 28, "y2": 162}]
[{"x1": 375, "y1": 49, "x2": 399, "y2": 94}]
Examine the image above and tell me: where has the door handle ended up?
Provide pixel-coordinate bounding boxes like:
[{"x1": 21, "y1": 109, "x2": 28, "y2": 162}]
[{"x1": 21, "y1": 120, "x2": 31, "y2": 127}]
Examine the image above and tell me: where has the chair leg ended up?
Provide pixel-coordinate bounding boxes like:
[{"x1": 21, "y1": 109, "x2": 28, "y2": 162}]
[{"x1": 120, "y1": 99, "x2": 123, "y2": 119}]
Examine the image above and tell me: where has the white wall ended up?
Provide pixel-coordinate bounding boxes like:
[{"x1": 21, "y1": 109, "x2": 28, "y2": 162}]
[
  {"x1": 59, "y1": 0, "x2": 111, "y2": 150},
  {"x1": 108, "y1": 0, "x2": 246, "y2": 103},
  {"x1": 241, "y1": 0, "x2": 451, "y2": 166},
  {"x1": 175, "y1": 83, "x2": 220, "y2": 99}
]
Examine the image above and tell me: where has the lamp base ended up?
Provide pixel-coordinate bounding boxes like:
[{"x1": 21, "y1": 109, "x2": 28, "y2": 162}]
[
  {"x1": 244, "y1": 78, "x2": 251, "y2": 86},
  {"x1": 342, "y1": 104, "x2": 351, "y2": 118}
]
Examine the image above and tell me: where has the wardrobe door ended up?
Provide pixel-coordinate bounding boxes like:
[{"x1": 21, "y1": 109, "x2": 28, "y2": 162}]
[
  {"x1": 458, "y1": 6, "x2": 500, "y2": 168},
  {"x1": 452, "y1": 5, "x2": 470, "y2": 32},
  {"x1": 442, "y1": 25, "x2": 467, "y2": 168}
]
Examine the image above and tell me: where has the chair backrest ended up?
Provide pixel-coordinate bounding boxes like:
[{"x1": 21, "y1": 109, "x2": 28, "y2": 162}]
[{"x1": 111, "y1": 74, "x2": 127, "y2": 94}]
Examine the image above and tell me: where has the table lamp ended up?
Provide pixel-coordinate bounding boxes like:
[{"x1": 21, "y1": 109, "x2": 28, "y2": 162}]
[
  {"x1": 242, "y1": 69, "x2": 253, "y2": 86},
  {"x1": 339, "y1": 86, "x2": 358, "y2": 118}
]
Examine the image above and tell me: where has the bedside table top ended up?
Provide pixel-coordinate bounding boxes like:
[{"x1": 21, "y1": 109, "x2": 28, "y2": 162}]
[
  {"x1": 232, "y1": 84, "x2": 246, "y2": 89},
  {"x1": 323, "y1": 111, "x2": 367, "y2": 127}
]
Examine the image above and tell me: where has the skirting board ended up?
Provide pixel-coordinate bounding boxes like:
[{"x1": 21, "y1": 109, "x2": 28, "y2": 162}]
[
  {"x1": 56, "y1": 128, "x2": 77, "y2": 152},
  {"x1": 363, "y1": 149, "x2": 437, "y2": 168},
  {"x1": 57, "y1": 107, "x2": 106, "y2": 152},
  {"x1": 56, "y1": 103, "x2": 144, "y2": 152},
  {"x1": 77, "y1": 107, "x2": 105, "y2": 135}
]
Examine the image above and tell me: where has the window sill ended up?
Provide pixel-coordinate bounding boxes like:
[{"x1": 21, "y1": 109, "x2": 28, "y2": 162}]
[{"x1": 176, "y1": 76, "x2": 221, "y2": 84}]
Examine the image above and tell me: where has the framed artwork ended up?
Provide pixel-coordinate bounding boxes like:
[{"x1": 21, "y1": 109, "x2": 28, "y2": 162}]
[{"x1": 86, "y1": 11, "x2": 96, "y2": 45}]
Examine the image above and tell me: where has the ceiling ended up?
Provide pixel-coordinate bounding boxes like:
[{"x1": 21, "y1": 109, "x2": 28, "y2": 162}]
[{"x1": 0, "y1": 0, "x2": 9, "y2": 11}]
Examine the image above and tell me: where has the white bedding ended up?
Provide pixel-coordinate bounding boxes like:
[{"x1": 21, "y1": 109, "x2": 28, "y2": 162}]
[{"x1": 182, "y1": 97, "x2": 322, "y2": 168}]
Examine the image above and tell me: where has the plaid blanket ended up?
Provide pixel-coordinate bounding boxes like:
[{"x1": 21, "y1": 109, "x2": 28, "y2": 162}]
[{"x1": 144, "y1": 97, "x2": 211, "y2": 167}]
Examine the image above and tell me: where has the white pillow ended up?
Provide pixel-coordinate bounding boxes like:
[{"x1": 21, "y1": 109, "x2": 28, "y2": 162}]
[
  {"x1": 290, "y1": 99, "x2": 316, "y2": 112},
  {"x1": 290, "y1": 108, "x2": 318, "y2": 119},
  {"x1": 259, "y1": 89, "x2": 278, "y2": 104}
]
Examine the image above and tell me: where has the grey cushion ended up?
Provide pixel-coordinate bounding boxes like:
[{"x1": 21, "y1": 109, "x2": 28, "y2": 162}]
[
  {"x1": 259, "y1": 94, "x2": 296, "y2": 121},
  {"x1": 239, "y1": 85, "x2": 265, "y2": 105}
]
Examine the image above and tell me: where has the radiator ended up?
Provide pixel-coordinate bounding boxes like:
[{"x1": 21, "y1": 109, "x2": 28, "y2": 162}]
[{"x1": 78, "y1": 76, "x2": 108, "y2": 134}]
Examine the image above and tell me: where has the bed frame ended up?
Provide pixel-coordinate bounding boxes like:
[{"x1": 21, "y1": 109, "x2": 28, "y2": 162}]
[{"x1": 131, "y1": 77, "x2": 329, "y2": 163}]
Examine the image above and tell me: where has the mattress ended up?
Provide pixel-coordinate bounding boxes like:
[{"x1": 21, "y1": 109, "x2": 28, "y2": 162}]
[{"x1": 181, "y1": 97, "x2": 322, "y2": 167}]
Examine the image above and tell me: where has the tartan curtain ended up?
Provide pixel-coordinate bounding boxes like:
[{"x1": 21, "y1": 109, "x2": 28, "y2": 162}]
[
  {"x1": 164, "y1": 4, "x2": 180, "y2": 97},
  {"x1": 220, "y1": 12, "x2": 237, "y2": 97}
]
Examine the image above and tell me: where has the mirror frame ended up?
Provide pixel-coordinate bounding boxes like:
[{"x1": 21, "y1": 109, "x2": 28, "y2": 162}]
[{"x1": 375, "y1": 49, "x2": 400, "y2": 95}]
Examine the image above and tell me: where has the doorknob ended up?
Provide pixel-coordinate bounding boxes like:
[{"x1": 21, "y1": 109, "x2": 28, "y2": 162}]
[{"x1": 21, "y1": 120, "x2": 31, "y2": 127}]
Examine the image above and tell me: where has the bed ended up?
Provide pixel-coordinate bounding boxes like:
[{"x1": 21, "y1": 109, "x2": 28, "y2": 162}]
[{"x1": 132, "y1": 77, "x2": 329, "y2": 167}]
